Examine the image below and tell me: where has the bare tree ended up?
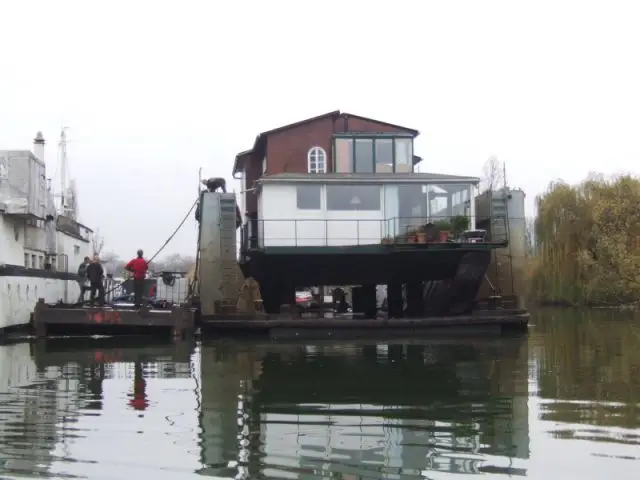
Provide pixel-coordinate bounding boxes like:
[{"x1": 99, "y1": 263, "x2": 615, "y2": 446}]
[
  {"x1": 481, "y1": 156, "x2": 504, "y2": 193},
  {"x1": 92, "y1": 228, "x2": 105, "y2": 256},
  {"x1": 101, "y1": 251, "x2": 125, "y2": 277},
  {"x1": 151, "y1": 253, "x2": 196, "y2": 274}
]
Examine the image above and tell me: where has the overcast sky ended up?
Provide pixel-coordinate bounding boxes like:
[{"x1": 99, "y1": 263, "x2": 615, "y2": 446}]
[{"x1": 2, "y1": 0, "x2": 639, "y2": 258}]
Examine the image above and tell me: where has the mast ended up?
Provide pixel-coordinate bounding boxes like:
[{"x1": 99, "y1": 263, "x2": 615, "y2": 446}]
[{"x1": 58, "y1": 127, "x2": 68, "y2": 215}]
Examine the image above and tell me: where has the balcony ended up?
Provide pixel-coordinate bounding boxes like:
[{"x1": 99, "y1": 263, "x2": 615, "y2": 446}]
[{"x1": 242, "y1": 215, "x2": 506, "y2": 250}]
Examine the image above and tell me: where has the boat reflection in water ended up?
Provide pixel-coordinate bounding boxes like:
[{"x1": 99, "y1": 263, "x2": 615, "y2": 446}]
[{"x1": 199, "y1": 335, "x2": 530, "y2": 479}]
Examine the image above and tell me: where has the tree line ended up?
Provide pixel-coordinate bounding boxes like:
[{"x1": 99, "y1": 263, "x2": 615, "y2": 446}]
[
  {"x1": 89, "y1": 233, "x2": 195, "y2": 277},
  {"x1": 527, "y1": 173, "x2": 640, "y2": 307}
]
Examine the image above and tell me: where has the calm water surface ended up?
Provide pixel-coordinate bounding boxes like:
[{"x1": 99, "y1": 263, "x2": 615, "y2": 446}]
[{"x1": 0, "y1": 309, "x2": 639, "y2": 479}]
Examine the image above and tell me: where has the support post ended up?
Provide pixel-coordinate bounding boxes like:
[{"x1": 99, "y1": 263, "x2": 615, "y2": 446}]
[
  {"x1": 362, "y1": 284, "x2": 377, "y2": 319},
  {"x1": 405, "y1": 281, "x2": 424, "y2": 318},
  {"x1": 387, "y1": 282, "x2": 403, "y2": 319},
  {"x1": 33, "y1": 298, "x2": 47, "y2": 338}
]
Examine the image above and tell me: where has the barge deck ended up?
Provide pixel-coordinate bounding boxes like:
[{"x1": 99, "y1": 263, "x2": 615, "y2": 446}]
[{"x1": 32, "y1": 299, "x2": 195, "y2": 339}]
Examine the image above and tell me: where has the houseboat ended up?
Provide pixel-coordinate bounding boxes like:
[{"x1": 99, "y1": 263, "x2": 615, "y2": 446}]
[
  {"x1": 0, "y1": 130, "x2": 94, "y2": 333},
  {"x1": 195, "y1": 111, "x2": 528, "y2": 331}
]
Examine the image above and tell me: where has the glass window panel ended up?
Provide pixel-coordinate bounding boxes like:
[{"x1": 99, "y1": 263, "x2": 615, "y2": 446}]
[
  {"x1": 375, "y1": 139, "x2": 394, "y2": 173},
  {"x1": 334, "y1": 139, "x2": 353, "y2": 173},
  {"x1": 354, "y1": 139, "x2": 374, "y2": 173},
  {"x1": 296, "y1": 185, "x2": 321, "y2": 210},
  {"x1": 308, "y1": 147, "x2": 327, "y2": 173},
  {"x1": 395, "y1": 138, "x2": 413, "y2": 173},
  {"x1": 326, "y1": 185, "x2": 381, "y2": 211}
]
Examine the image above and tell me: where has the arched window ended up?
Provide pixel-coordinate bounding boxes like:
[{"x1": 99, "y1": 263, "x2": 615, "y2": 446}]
[{"x1": 307, "y1": 147, "x2": 327, "y2": 174}]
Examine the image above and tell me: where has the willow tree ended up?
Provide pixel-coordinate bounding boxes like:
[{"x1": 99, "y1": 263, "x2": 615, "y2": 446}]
[{"x1": 531, "y1": 175, "x2": 640, "y2": 306}]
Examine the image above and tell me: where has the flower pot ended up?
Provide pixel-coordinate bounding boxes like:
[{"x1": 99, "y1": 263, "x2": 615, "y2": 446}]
[
  {"x1": 417, "y1": 232, "x2": 427, "y2": 243},
  {"x1": 407, "y1": 234, "x2": 417, "y2": 243},
  {"x1": 438, "y1": 230, "x2": 450, "y2": 243}
]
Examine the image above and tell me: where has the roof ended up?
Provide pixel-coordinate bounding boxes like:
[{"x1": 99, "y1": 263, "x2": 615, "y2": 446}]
[
  {"x1": 257, "y1": 172, "x2": 481, "y2": 185},
  {"x1": 232, "y1": 111, "x2": 421, "y2": 175}
]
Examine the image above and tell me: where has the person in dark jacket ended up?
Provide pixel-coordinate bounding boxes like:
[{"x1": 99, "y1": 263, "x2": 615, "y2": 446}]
[
  {"x1": 77, "y1": 256, "x2": 91, "y2": 304},
  {"x1": 86, "y1": 255, "x2": 105, "y2": 306}
]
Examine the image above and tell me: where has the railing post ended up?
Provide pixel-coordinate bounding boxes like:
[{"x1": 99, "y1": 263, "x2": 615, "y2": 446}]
[
  {"x1": 324, "y1": 219, "x2": 328, "y2": 247},
  {"x1": 294, "y1": 220, "x2": 298, "y2": 247},
  {"x1": 356, "y1": 220, "x2": 360, "y2": 245}
]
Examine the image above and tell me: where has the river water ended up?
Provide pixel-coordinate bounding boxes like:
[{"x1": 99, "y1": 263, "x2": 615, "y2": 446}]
[{"x1": 0, "y1": 309, "x2": 638, "y2": 479}]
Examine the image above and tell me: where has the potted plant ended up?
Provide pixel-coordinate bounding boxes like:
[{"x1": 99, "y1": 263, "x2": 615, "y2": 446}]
[
  {"x1": 451, "y1": 215, "x2": 470, "y2": 239},
  {"x1": 416, "y1": 225, "x2": 427, "y2": 243},
  {"x1": 433, "y1": 220, "x2": 452, "y2": 243}
]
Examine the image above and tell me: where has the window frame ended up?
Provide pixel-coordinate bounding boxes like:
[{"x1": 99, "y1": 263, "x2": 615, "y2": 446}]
[
  {"x1": 296, "y1": 184, "x2": 322, "y2": 210},
  {"x1": 332, "y1": 134, "x2": 414, "y2": 174},
  {"x1": 326, "y1": 184, "x2": 381, "y2": 211},
  {"x1": 307, "y1": 146, "x2": 327, "y2": 174}
]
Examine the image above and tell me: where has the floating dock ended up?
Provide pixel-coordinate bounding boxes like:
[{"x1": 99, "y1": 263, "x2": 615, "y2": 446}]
[
  {"x1": 200, "y1": 308, "x2": 529, "y2": 337},
  {"x1": 32, "y1": 299, "x2": 195, "y2": 340}
]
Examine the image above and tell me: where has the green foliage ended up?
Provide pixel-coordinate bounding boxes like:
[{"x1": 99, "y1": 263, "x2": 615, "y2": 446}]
[
  {"x1": 434, "y1": 219, "x2": 452, "y2": 231},
  {"x1": 530, "y1": 174, "x2": 640, "y2": 306},
  {"x1": 451, "y1": 215, "x2": 470, "y2": 235}
]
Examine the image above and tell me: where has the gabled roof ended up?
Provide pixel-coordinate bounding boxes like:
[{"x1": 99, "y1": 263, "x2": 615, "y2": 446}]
[{"x1": 232, "y1": 111, "x2": 421, "y2": 175}]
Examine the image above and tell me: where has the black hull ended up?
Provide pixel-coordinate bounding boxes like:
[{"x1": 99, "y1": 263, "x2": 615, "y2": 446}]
[{"x1": 242, "y1": 246, "x2": 498, "y2": 317}]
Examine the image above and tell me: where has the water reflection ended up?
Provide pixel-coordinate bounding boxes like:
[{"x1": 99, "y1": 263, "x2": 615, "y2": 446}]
[
  {"x1": 530, "y1": 309, "x2": 640, "y2": 449},
  {"x1": 1, "y1": 311, "x2": 639, "y2": 479},
  {"x1": 199, "y1": 336, "x2": 530, "y2": 478},
  {"x1": 0, "y1": 338, "x2": 200, "y2": 479}
]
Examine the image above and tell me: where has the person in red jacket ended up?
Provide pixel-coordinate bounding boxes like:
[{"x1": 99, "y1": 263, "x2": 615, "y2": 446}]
[{"x1": 125, "y1": 249, "x2": 148, "y2": 308}]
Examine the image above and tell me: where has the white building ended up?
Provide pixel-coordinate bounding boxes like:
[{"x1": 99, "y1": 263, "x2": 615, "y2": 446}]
[
  {"x1": 0, "y1": 131, "x2": 94, "y2": 331},
  {"x1": 255, "y1": 173, "x2": 480, "y2": 248}
]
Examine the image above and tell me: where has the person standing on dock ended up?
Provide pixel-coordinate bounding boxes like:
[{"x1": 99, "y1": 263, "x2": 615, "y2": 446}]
[
  {"x1": 86, "y1": 255, "x2": 105, "y2": 307},
  {"x1": 77, "y1": 256, "x2": 91, "y2": 304},
  {"x1": 126, "y1": 249, "x2": 149, "y2": 309}
]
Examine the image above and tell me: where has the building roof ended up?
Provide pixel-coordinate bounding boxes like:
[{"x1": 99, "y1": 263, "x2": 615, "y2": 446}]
[
  {"x1": 232, "y1": 111, "x2": 421, "y2": 175},
  {"x1": 257, "y1": 172, "x2": 480, "y2": 185}
]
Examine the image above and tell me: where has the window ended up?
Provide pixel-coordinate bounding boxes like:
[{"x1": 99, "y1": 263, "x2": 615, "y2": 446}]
[
  {"x1": 39, "y1": 256, "x2": 44, "y2": 269},
  {"x1": 74, "y1": 245, "x2": 80, "y2": 255},
  {"x1": 326, "y1": 185, "x2": 381, "y2": 211},
  {"x1": 354, "y1": 139, "x2": 374, "y2": 173},
  {"x1": 307, "y1": 147, "x2": 327, "y2": 174},
  {"x1": 31, "y1": 255, "x2": 36, "y2": 268},
  {"x1": 375, "y1": 139, "x2": 394, "y2": 173},
  {"x1": 296, "y1": 185, "x2": 322, "y2": 210},
  {"x1": 262, "y1": 156, "x2": 267, "y2": 174},
  {"x1": 333, "y1": 136, "x2": 414, "y2": 173},
  {"x1": 334, "y1": 138, "x2": 353, "y2": 173},
  {"x1": 24, "y1": 253, "x2": 29, "y2": 268},
  {"x1": 395, "y1": 138, "x2": 413, "y2": 172}
]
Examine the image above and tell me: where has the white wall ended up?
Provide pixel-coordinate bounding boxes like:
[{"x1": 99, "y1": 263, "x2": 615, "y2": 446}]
[
  {"x1": 260, "y1": 184, "x2": 384, "y2": 247},
  {"x1": 0, "y1": 215, "x2": 25, "y2": 265},
  {"x1": 56, "y1": 231, "x2": 92, "y2": 273},
  {"x1": 259, "y1": 182, "x2": 477, "y2": 247}
]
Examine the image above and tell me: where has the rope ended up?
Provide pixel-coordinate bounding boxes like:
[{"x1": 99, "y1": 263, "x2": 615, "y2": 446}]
[{"x1": 104, "y1": 196, "x2": 200, "y2": 297}]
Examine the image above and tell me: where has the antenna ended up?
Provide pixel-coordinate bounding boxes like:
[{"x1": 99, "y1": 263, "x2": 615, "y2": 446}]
[{"x1": 57, "y1": 127, "x2": 70, "y2": 215}]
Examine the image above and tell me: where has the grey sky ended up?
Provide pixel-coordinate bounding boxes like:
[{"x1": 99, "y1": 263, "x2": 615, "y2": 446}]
[{"x1": 2, "y1": 0, "x2": 639, "y2": 258}]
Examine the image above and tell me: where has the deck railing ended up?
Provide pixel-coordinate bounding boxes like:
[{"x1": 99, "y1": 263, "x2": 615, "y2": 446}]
[{"x1": 242, "y1": 215, "x2": 513, "y2": 249}]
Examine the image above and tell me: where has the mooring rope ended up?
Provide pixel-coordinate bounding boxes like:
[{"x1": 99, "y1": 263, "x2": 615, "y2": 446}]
[{"x1": 103, "y1": 196, "x2": 200, "y2": 298}]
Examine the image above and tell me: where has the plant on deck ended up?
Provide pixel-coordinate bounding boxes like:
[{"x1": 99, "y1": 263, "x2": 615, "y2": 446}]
[{"x1": 530, "y1": 174, "x2": 640, "y2": 306}]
